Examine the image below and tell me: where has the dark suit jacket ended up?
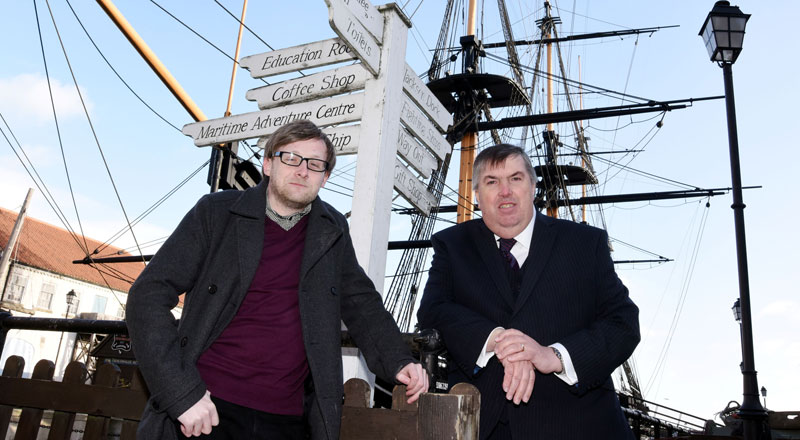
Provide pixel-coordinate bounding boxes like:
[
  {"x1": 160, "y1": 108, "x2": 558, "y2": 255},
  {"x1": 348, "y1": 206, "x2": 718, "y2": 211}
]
[
  {"x1": 418, "y1": 212, "x2": 640, "y2": 439},
  {"x1": 126, "y1": 179, "x2": 414, "y2": 440}
]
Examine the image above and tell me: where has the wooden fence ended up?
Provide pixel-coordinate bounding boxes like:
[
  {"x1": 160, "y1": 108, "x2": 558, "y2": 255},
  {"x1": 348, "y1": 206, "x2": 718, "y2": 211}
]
[{"x1": 0, "y1": 355, "x2": 479, "y2": 440}]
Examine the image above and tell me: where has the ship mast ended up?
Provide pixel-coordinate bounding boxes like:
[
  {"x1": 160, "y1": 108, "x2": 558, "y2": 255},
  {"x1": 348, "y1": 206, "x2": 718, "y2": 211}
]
[
  {"x1": 540, "y1": 2, "x2": 561, "y2": 217},
  {"x1": 456, "y1": 0, "x2": 479, "y2": 224}
]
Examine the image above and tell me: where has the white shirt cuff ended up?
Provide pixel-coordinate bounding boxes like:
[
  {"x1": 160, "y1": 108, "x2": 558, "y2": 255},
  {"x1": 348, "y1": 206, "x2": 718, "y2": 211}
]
[
  {"x1": 476, "y1": 327, "x2": 505, "y2": 368},
  {"x1": 550, "y1": 342, "x2": 578, "y2": 385}
]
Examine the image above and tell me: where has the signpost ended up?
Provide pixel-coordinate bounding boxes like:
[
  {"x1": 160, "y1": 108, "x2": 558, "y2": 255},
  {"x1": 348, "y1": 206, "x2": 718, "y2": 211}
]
[
  {"x1": 402, "y1": 62, "x2": 452, "y2": 132},
  {"x1": 257, "y1": 124, "x2": 360, "y2": 156},
  {"x1": 394, "y1": 158, "x2": 436, "y2": 215},
  {"x1": 239, "y1": 38, "x2": 356, "y2": 78},
  {"x1": 396, "y1": 127, "x2": 437, "y2": 179},
  {"x1": 327, "y1": 0, "x2": 384, "y2": 44},
  {"x1": 246, "y1": 64, "x2": 369, "y2": 109},
  {"x1": 326, "y1": 0, "x2": 381, "y2": 76},
  {"x1": 399, "y1": 95, "x2": 451, "y2": 160},
  {"x1": 183, "y1": 93, "x2": 363, "y2": 146}
]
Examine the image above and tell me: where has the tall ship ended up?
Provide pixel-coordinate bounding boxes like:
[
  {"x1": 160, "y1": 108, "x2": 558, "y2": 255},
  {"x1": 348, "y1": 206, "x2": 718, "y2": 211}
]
[{"x1": 0, "y1": 0, "x2": 796, "y2": 438}]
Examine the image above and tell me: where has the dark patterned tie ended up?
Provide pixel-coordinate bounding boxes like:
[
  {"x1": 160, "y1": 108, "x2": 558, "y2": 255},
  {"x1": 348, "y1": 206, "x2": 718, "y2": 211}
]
[{"x1": 499, "y1": 238, "x2": 519, "y2": 271}]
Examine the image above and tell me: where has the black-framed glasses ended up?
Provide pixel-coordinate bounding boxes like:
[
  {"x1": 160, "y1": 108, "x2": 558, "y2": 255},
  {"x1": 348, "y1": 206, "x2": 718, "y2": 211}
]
[{"x1": 273, "y1": 151, "x2": 329, "y2": 172}]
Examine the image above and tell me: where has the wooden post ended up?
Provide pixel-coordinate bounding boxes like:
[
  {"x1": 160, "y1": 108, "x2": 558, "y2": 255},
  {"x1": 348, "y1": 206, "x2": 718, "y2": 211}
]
[
  {"x1": 119, "y1": 368, "x2": 148, "y2": 440},
  {"x1": 15, "y1": 360, "x2": 56, "y2": 439},
  {"x1": 0, "y1": 356, "x2": 24, "y2": 437},
  {"x1": 418, "y1": 383, "x2": 480, "y2": 440},
  {"x1": 48, "y1": 361, "x2": 88, "y2": 440},
  {"x1": 0, "y1": 188, "x2": 34, "y2": 299},
  {"x1": 83, "y1": 363, "x2": 121, "y2": 439}
]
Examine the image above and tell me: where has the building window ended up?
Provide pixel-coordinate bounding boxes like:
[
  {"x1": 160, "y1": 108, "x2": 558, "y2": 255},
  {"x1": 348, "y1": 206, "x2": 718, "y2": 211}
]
[
  {"x1": 5, "y1": 273, "x2": 28, "y2": 303},
  {"x1": 92, "y1": 295, "x2": 108, "y2": 315},
  {"x1": 37, "y1": 283, "x2": 55, "y2": 310}
]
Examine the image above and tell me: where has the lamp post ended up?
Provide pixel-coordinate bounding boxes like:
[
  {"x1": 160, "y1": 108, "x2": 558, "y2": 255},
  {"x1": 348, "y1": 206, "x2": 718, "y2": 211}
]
[
  {"x1": 54, "y1": 290, "x2": 77, "y2": 372},
  {"x1": 699, "y1": 3, "x2": 769, "y2": 439}
]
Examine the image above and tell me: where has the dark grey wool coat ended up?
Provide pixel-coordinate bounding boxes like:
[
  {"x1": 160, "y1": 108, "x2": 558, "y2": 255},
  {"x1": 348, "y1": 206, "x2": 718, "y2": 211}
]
[{"x1": 126, "y1": 179, "x2": 415, "y2": 439}]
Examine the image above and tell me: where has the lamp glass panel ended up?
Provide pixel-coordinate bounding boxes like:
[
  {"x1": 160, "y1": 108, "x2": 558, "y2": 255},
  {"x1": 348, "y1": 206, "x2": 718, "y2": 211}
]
[
  {"x1": 712, "y1": 15, "x2": 730, "y2": 31},
  {"x1": 731, "y1": 16, "x2": 748, "y2": 31},
  {"x1": 715, "y1": 31, "x2": 731, "y2": 48},
  {"x1": 722, "y1": 49, "x2": 735, "y2": 62},
  {"x1": 704, "y1": 25, "x2": 714, "y2": 42},
  {"x1": 731, "y1": 32, "x2": 745, "y2": 49}
]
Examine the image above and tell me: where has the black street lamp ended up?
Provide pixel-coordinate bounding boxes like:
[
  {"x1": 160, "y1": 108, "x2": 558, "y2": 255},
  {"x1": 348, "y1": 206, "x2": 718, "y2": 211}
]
[
  {"x1": 699, "y1": 3, "x2": 769, "y2": 439},
  {"x1": 55, "y1": 289, "x2": 77, "y2": 371}
]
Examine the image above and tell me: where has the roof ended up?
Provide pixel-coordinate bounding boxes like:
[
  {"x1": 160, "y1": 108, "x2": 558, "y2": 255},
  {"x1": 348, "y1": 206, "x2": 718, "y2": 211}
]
[{"x1": 0, "y1": 207, "x2": 145, "y2": 293}]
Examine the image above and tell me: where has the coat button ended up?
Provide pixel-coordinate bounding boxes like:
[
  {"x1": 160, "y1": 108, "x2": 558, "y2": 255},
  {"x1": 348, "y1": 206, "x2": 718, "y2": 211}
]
[
  {"x1": 330, "y1": 287, "x2": 337, "y2": 295},
  {"x1": 180, "y1": 337, "x2": 188, "y2": 347},
  {"x1": 208, "y1": 284, "x2": 217, "y2": 294}
]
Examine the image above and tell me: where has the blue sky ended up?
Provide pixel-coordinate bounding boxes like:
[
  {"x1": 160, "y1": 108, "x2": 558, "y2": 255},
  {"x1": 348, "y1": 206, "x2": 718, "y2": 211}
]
[{"x1": 1, "y1": 0, "x2": 797, "y2": 421}]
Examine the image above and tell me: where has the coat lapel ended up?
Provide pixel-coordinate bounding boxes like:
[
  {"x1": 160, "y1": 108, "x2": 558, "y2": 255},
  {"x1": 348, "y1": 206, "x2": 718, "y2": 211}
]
[
  {"x1": 300, "y1": 198, "x2": 342, "y2": 279},
  {"x1": 513, "y1": 212, "x2": 557, "y2": 315},
  {"x1": 471, "y1": 220, "x2": 516, "y2": 308},
  {"x1": 231, "y1": 180, "x2": 268, "y2": 297}
]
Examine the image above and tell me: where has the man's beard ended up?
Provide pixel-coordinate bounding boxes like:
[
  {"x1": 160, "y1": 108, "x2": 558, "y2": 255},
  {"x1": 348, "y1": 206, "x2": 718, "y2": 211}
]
[{"x1": 270, "y1": 183, "x2": 315, "y2": 211}]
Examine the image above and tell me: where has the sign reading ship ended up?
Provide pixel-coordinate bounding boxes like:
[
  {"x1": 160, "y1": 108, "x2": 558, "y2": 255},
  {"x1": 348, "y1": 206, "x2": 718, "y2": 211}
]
[
  {"x1": 239, "y1": 38, "x2": 357, "y2": 79},
  {"x1": 182, "y1": 94, "x2": 364, "y2": 147},
  {"x1": 258, "y1": 124, "x2": 361, "y2": 156}
]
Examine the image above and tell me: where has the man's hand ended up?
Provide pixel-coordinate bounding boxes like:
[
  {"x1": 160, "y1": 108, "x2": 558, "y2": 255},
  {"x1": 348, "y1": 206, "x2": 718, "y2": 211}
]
[
  {"x1": 177, "y1": 391, "x2": 219, "y2": 437},
  {"x1": 495, "y1": 328, "x2": 562, "y2": 374},
  {"x1": 499, "y1": 357, "x2": 535, "y2": 404},
  {"x1": 396, "y1": 363, "x2": 429, "y2": 404}
]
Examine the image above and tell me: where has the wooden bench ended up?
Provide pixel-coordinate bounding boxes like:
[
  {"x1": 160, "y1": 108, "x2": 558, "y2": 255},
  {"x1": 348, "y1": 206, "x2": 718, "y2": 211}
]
[{"x1": 0, "y1": 355, "x2": 479, "y2": 439}]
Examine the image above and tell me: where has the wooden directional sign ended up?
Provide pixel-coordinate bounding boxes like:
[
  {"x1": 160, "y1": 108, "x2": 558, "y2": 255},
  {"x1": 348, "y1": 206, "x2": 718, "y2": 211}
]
[
  {"x1": 246, "y1": 64, "x2": 369, "y2": 110},
  {"x1": 239, "y1": 38, "x2": 356, "y2": 79},
  {"x1": 182, "y1": 94, "x2": 364, "y2": 146},
  {"x1": 400, "y1": 95, "x2": 452, "y2": 160},
  {"x1": 394, "y1": 158, "x2": 436, "y2": 215},
  {"x1": 402, "y1": 63, "x2": 452, "y2": 132},
  {"x1": 258, "y1": 124, "x2": 361, "y2": 156},
  {"x1": 397, "y1": 128, "x2": 437, "y2": 179},
  {"x1": 326, "y1": 0, "x2": 381, "y2": 76},
  {"x1": 327, "y1": 0, "x2": 384, "y2": 44}
]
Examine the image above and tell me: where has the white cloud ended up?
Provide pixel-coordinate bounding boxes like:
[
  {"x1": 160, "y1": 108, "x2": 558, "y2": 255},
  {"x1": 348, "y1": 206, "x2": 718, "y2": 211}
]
[{"x1": 0, "y1": 73, "x2": 91, "y2": 124}]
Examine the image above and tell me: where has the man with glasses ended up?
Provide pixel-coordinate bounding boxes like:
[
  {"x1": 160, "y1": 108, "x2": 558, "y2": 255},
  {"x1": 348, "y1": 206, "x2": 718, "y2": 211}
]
[{"x1": 127, "y1": 120, "x2": 427, "y2": 440}]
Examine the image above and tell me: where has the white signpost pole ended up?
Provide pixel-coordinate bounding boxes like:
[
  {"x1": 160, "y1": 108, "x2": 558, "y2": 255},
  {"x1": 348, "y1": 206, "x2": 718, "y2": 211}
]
[
  {"x1": 348, "y1": 4, "x2": 410, "y2": 289},
  {"x1": 333, "y1": 3, "x2": 411, "y2": 390}
]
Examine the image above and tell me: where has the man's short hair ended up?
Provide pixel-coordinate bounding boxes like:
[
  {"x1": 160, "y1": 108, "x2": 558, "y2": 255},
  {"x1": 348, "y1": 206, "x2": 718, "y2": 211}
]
[
  {"x1": 472, "y1": 143, "x2": 537, "y2": 189},
  {"x1": 262, "y1": 120, "x2": 336, "y2": 173}
]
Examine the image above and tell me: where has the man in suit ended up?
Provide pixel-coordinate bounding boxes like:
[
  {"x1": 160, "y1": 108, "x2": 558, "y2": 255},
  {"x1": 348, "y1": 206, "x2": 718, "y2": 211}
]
[
  {"x1": 126, "y1": 120, "x2": 427, "y2": 440},
  {"x1": 417, "y1": 143, "x2": 639, "y2": 439}
]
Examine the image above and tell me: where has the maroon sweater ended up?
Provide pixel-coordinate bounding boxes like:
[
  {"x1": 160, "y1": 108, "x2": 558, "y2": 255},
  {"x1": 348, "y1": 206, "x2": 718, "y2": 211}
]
[{"x1": 196, "y1": 216, "x2": 309, "y2": 415}]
